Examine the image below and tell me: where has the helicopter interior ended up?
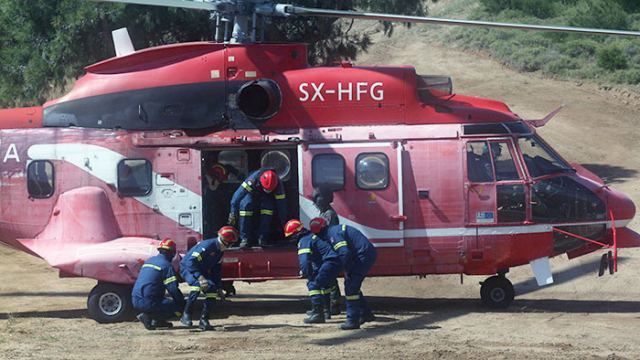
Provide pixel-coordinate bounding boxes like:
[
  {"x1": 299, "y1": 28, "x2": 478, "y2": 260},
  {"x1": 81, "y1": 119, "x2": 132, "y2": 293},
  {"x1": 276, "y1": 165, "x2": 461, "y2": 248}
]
[{"x1": 201, "y1": 146, "x2": 299, "y2": 245}]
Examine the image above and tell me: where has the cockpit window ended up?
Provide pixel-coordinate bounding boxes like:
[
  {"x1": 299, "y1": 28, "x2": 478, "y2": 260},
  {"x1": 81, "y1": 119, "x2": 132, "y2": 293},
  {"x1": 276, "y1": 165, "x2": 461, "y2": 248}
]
[{"x1": 518, "y1": 136, "x2": 571, "y2": 178}]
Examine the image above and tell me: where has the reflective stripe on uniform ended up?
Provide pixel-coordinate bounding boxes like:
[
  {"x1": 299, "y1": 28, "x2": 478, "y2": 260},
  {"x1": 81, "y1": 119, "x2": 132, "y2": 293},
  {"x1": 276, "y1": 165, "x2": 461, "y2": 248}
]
[
  {"x1": 321, "y1": 287, "x2": 334, "y2": 295},
  {"x1": 142, "y1": 264, "x2": 162, "y2": 271},
  {"x1": 205, "y1": 292, "x2": 220, "y2": 299},
  {"x1": 342, "y1": 224, "x2": 346, "y2": 231},
  {"x1": 191, "y1": 251, "x2": 202, "y2": 261},
  {"x1": 333, "y1": 241, "x2": 348, "y2": 250},
  {"x1": 308, "y1": 290, "x2": 323, "y2": 296},
  {"x1": 189, "y1": 286, "x2": 201, "y2": 292},
  {"x1": 241, "y1": 182, "x2": 253, "y2": 192},
  {"x1": 260, "y1": 209, "x2": 274, "y2": 215},
  {"x1": 345, "y1": 294, "x2": 360, "y2": 301},
  {"x1": 163, "y1": 276, "x2": 177, "y2": 285},
  {"x1": 239, "y1": 210, "x2": 254, "y2": 216},
  {"x1": 174, "y1": 311, "x2": 182, "y2": 318},
  {"x1": 298, "y1": 248, "x2": 312, "y2": 255},
  {"x1": 274, "y1": 194, "x2": 286, "y2": 200}
]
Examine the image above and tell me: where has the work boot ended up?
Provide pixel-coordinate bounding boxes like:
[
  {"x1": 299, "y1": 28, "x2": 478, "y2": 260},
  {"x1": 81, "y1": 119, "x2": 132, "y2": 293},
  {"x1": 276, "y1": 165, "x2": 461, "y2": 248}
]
[
  {"x1": 360, "y1": 311, "x2": 376, "y2": 325},
  {"x1": 323, "y1": 294, "x2": 332, "y2": 320},
  {"x1": 303, "y1": 303, "x2": 325, "y2": 324},
  {"x1": 199, "y1": 316, "x2": 215, "y2": 331},
  {"x1": 330, "y1": 300, "x2": 341, "y2": 316},
  {"x1": 136, "y1": 313, "x2": 155, "y2": 331},
  {"x1": 257, "y1": 235, "x2": 267, "y2": 247},
  {"x1": 238, "y1": 237, "x2": 252, "y2": 249},
  {"x1": 151, "y1": 319, "x2": 173, "y2": 328},
  {"x1": 305, "y1": 308, "x2": 330, "y2": 319},
  {"x1": 340, "y1": 318, "x2": 361, "y2": 330},
  {"x1": 180, "y1": 312, "x2": 193, "y2": 327}
]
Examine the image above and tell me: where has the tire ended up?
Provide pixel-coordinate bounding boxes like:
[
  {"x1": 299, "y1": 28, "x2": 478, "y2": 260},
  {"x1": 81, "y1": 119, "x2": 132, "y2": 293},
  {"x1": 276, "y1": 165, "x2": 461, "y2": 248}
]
[
  {"x1": 480, "y1": 275, "x2": 515, "y2": 309},
  {"x1": 87, "y1": 282, "x2": 135, "y2": 323}
]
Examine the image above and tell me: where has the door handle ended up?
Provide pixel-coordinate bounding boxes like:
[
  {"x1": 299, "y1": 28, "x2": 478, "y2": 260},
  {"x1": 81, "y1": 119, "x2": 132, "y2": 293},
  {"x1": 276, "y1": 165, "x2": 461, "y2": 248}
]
[{"x1": 390, "y1": 215, "x2": 407, "y2": 222}]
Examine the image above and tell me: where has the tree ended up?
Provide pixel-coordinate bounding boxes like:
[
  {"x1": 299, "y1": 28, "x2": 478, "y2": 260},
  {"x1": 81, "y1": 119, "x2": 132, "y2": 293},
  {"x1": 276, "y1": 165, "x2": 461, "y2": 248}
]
[{"x1": 0, "y1": 0, "x2": 426, "y2": 107}]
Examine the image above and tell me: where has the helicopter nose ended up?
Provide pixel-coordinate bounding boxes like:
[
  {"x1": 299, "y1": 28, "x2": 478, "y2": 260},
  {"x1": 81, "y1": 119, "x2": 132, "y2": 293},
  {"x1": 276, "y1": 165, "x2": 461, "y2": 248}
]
[{"x1": 605, "y1": 187, "x2": 636, "y2": 224}]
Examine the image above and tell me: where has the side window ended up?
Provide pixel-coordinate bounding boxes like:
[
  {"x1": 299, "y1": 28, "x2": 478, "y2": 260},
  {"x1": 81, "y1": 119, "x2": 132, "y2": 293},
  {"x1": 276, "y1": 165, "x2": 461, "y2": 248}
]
[
  {"x1": 490, "y1": 141, "x2": 520, "y2": 181},
  {"x1": 27, "y1": 160, "x2": 54, "y2": 198},
  {"x1": 466, "y1": 141, "x2": 494, "y2": 182},
  {"x1": 312, "y1": 154, "x2": 345, "y2": 190},
  {"x1": 356, "y1": 153, "x2": 389, "y2": 190},
  {"x1": 118, "y1": 159, "x2": 152, "y2": 196}
]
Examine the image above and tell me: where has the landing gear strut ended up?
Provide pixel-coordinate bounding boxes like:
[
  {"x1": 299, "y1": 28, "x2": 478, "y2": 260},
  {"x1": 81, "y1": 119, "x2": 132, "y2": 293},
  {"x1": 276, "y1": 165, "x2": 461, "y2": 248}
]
[{"x1": 480, "y1": 273, "x2": 514, "y2": 309}]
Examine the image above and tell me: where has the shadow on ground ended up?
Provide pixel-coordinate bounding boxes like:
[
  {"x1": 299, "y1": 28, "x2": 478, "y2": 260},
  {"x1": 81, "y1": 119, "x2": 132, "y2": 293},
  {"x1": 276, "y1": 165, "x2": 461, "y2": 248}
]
[{"x1": 582, "y1": 164, "x2": 638, "y2": 184}]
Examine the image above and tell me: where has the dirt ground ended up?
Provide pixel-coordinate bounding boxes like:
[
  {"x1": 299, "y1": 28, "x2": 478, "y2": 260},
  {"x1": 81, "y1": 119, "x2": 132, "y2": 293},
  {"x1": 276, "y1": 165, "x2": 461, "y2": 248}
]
[{"x1": 3, "y1": 22, "x2": 640, "y2": 360}]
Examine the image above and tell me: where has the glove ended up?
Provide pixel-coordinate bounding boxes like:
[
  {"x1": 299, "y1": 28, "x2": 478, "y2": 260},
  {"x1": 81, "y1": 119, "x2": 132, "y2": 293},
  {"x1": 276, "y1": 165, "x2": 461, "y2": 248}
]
[
  {"x1": 217, "y1": 288, "x2": 226, "y2": 302},
  {"x1": 198, "y1": 275, "x2": 209, "y2": 292},
  {"x1": 227, "y1": 213, "x2": 237, "y2": 226}
]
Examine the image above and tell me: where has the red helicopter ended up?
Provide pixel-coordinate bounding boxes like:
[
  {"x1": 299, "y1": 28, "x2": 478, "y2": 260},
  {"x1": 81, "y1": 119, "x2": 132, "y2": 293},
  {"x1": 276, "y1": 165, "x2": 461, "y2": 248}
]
[{"x1": 1, "y1": 0, "x2": 639, "y2": 323}]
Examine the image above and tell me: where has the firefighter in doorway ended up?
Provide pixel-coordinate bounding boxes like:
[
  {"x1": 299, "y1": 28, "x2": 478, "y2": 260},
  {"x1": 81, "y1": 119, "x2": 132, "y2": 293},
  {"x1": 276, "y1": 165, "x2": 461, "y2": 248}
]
[{"x1": 228, "y1": 168, "x2": 287, "y2": 248}]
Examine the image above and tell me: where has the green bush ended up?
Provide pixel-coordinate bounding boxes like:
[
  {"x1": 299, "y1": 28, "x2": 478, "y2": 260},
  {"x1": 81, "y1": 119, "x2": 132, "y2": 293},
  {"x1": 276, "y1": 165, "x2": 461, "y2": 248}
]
[
  {"x1": 597, "y1": 45, "x2": 628, "y2": 70},
  {"x1": 567, "y1": 0, "x2": 628, "y2": 30},
  {"x1": 611, "y1": 69, "x2": 640, "y2": 84},
  {"x1": 559, "y1": 39, "x2": 598, "y2": 57},
  {"x1": 480, "y1": 0, "x2": 556, "y2": 18},
  {"x1": 544, "y1": 56, "x2": 581, "y2": 74}
]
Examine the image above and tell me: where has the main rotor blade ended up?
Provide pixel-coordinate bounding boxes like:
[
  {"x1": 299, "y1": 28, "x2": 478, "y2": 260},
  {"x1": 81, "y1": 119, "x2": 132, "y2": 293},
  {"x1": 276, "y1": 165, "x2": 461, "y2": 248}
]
[
  {"x1": 91, "y1": 0, "x2": 216, "y2": 11},
  {"x1": 283, "y1": 5, "x2": 640, "y2": 37}
]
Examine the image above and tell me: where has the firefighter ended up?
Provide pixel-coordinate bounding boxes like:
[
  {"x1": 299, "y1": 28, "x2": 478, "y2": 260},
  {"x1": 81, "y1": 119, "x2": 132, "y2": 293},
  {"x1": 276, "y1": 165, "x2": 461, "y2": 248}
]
[
  {"x1": 310, "y1": 218, "x2": 377, "y2": 330},
  {"x1": 228, "y1": 168, "x2": 287, "y2": 248},
  {"x1": 312, "y1": 186, "x2": 342, "y2": 315},
  {"x1": 179, "y1": 226, "x2": 239, "y2": 331},
  {"x1": 131, "y1": 238, "x2": 185, "y2": 330},
  {"x1": 284, "y1": 219, "x2": 342, "y2": 324},
  {"x1": 203, "y1": 163, "x2": 229, "y2": 237}
]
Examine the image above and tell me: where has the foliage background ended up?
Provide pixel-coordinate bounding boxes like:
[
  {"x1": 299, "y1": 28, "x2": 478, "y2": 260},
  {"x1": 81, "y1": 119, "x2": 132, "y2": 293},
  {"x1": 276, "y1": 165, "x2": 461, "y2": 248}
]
[
  {"x1": 0, "y1": 0, "x2": 425, "y2": 107},
  {"x1": 438, "y1": 0, "x2": 640, "y2": 85}
]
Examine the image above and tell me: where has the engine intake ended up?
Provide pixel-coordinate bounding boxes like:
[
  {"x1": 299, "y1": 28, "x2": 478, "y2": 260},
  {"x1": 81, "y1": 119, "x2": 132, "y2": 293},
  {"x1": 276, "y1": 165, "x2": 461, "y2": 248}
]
[{"x1": 236, "y1": 79, "x2": 282, "y2": 121}]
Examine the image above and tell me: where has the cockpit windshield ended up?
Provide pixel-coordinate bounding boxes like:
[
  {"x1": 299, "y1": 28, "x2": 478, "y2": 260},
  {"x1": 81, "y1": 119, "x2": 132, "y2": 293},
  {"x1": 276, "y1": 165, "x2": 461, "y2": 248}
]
[{"x1": 518, "y1": 135, "x2": 572, "y2": 178}]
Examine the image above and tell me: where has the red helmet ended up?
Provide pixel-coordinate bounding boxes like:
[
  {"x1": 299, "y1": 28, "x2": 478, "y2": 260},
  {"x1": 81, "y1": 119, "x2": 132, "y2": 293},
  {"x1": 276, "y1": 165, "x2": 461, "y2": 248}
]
[
  {"x1": 218, "y1": 226, "x2": 239, "y2": 246},
  {"x1": 158, "y1": 238, "x2": 176, "y2": 253},
  {"x1": 284, "y1": 219, "x2": 304, "y2": 238},
  {"x1": 260, "y1": 170, "x2": 278, "y2": 193},
  {"x1": 309, "y1": 217, "x2": 327, "y2": 234},
  {"x1": 208, "y1": 164, "x2": 228, "y2": 182}
]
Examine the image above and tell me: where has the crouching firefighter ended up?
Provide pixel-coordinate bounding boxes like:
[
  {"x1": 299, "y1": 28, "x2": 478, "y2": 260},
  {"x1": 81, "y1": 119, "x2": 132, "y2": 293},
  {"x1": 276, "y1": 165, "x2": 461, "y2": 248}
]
[
  {"x1": 284, "y1": 219, "x2": 342, "y2": 324},
  {"x1": 179, "y1": 226, "x2": 239, "y2": 330},
  {"x1": 311, "y1": 218, "x2": 378, "y2": 330},
  {"x1": 228, "y1": 168, "x2": 287, "y2": 248},
  {"x1": 132, "y1": 238, "x2": 185, "y2": 330}
]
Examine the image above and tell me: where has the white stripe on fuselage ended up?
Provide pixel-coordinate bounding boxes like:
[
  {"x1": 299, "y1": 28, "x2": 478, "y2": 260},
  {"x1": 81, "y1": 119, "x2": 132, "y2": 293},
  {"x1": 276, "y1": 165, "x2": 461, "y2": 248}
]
[
  {"x1": 27, "y1": 143, "x2": 630, "y2": 243},
  {"x1": 27, "y1": 144, "x2": 202, "y2": 234}
]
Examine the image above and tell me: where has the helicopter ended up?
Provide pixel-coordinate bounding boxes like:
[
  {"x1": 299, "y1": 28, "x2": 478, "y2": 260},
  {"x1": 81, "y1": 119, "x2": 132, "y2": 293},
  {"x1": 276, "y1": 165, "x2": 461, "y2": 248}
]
[{"x1": 0, "y1": 0, "x2": 639, "y2": 323}]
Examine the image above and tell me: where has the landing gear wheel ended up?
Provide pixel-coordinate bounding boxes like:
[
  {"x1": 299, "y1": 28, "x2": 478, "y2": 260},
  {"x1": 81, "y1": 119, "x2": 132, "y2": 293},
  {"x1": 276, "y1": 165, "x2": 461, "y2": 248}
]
[
  {"x1": 87, "y1": 282, "x2": 134, "y2": 323},
  {"x1": 480, "y1": 275, "x2": 515, "y2": 309}
]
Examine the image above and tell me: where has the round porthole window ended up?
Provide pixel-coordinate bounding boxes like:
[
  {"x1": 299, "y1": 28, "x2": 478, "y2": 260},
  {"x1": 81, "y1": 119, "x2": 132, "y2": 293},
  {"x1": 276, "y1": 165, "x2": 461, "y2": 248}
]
[
  {"x1": 261, "y1": 150, "x2": 291, "y2": 181},
  {"x1": 356, "y1": 153, "x2": 389, "y2": 189}
]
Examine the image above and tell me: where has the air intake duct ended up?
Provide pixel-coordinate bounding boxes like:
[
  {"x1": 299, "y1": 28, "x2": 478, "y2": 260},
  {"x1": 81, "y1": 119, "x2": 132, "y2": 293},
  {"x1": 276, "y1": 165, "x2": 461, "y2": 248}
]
[{"x1": 236, "y1": 79, "x2": 282, "y2": 122}]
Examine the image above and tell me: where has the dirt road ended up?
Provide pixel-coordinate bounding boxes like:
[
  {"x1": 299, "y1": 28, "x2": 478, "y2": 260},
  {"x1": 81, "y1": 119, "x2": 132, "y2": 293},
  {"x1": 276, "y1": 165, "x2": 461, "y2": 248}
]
[{"x1": 2, "y1": 25, "x2": 640, "y2": 360}]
